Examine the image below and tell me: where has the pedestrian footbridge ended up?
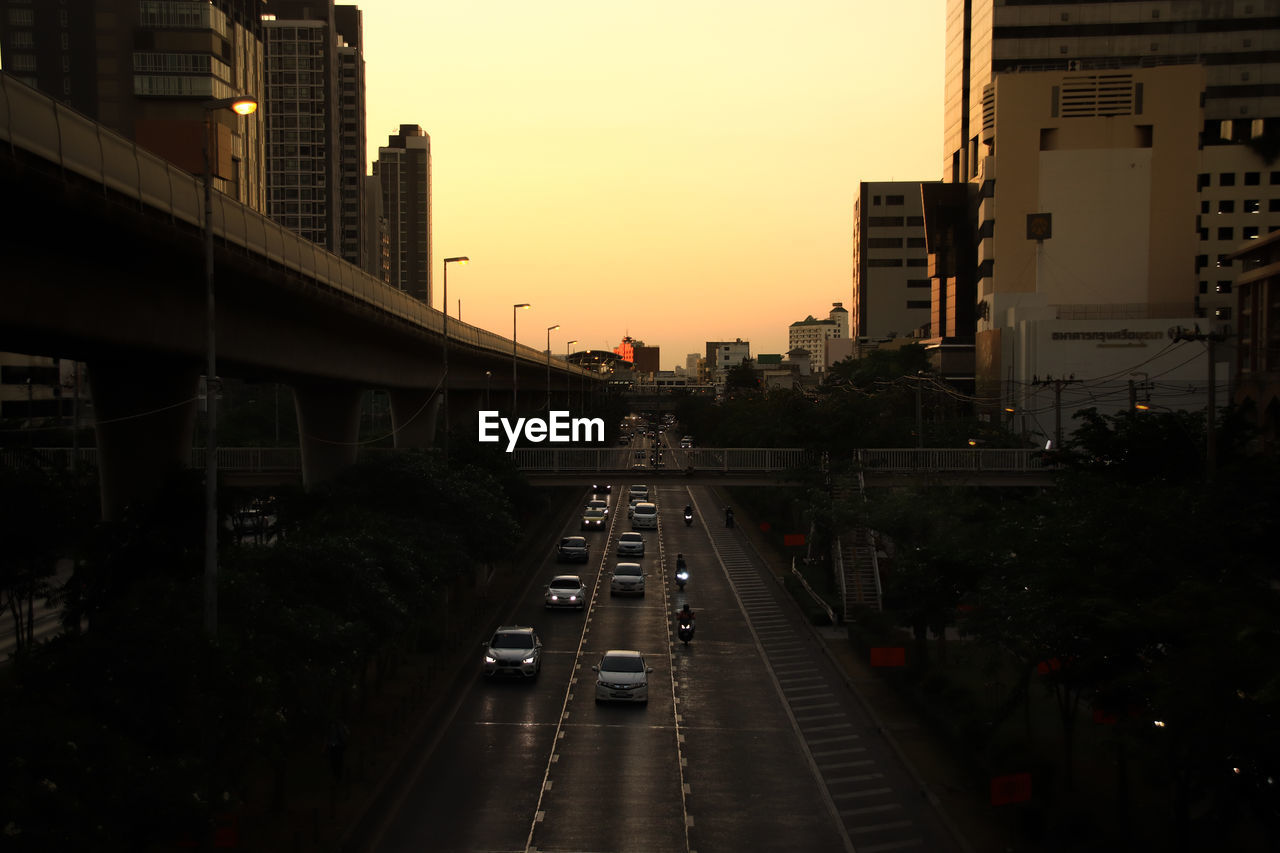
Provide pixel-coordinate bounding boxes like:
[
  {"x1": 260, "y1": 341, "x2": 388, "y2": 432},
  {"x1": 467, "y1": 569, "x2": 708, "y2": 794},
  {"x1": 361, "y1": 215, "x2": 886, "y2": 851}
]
[{"x1": 4, "y1": 446, "x2": 1054, "y2": 488}]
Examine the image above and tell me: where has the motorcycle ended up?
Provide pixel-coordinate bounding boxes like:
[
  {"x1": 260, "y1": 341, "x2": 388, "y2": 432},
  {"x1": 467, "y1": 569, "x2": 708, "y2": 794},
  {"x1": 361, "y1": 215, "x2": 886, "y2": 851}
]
[
  {"x1": 675, "y1": 568, "x2": 689, "y2": 591},
  {"x1": 683, "y1": 507, "x2": 694, "y2": 527},
  {"x1": 677, "y1": 620, "x2": 695, "y2": 645}
]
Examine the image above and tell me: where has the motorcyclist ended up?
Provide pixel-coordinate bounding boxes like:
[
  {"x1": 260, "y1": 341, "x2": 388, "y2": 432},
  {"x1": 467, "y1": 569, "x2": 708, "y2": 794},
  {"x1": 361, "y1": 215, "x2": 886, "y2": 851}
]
[
  {"x1": 677, "y1": 603, "x2": 695, "y2": 624},
  {"x1": 675, "y1": 553, "x2": 687, "y2": 572},
  {"x1": 684, "y1": 504, "x2": 693, "y2": 517}
]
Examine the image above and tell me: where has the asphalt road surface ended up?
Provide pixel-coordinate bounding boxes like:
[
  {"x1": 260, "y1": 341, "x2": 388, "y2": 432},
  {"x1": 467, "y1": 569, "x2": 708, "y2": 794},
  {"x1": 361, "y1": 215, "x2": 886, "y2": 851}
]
[{"x1": 373, "y1": 478, "x2": 960, "y2": 853}]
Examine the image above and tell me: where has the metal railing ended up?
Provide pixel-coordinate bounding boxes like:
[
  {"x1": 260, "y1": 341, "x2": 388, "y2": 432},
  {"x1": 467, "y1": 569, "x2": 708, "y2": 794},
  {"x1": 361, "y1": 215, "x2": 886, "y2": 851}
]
[
  {"x1": 1, "y1": 446, "x2": 1049, "y2": 476},
  {"x1": 857, "y1": 447, "x2": 1045, "y2": 472},
  {"x1": 513, "y1": 447, "x2": 817, "y2": 473}
]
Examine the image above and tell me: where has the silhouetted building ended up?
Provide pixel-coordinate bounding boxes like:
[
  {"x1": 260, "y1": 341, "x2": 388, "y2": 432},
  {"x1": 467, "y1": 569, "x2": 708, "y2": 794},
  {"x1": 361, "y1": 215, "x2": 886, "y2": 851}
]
[
  {"x1": 374, "y1": 125, "x2": 432, "y2": 301},
  {"x1": 262, "y1": 2, "x2": 367, "y2": 265},
  {"x1": 0, "y1": 0, "x2": 267, "y2": 208}
]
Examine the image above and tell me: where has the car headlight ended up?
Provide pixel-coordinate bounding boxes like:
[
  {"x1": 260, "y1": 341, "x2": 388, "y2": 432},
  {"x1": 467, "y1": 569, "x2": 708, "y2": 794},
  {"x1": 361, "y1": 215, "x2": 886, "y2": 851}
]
[
  {"x1": 484, "y1": 654, "x2": 496, "y2": 663},
  {"x1": 523, "y1": 655, "x2": 536, "y2": 665},
  {"x1": 549, "y1": 594, "x2": 559, "y2": 601},
  {"x1": 568, "y1": 595, "x2": 578, "y2": 602}
]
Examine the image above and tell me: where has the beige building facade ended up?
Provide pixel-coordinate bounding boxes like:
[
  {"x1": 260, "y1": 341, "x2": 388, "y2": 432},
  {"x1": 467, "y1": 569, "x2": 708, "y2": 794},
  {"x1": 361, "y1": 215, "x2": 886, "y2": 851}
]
[{"x1": 975, "y1": 66, "x2": 1209, "y2": 420}]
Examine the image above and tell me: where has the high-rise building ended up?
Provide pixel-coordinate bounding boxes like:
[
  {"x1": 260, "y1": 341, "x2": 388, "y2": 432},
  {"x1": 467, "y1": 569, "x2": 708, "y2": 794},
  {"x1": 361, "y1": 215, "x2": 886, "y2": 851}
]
[
  {"x1": 0, "y1": 0, "x2": 267, "y2": 208},
  {"x1": 374, "y1": 125, "x2": 432, "y2": 302},
  {"x1": 941, "y1": 1, "x2": 1280, "y2": 326},
  {"x1": 262, "y1": 2, "x2": 366, "y2": 265},
  {"x1": 852, "y1": 183, "x2": 933, "y2": 341}
]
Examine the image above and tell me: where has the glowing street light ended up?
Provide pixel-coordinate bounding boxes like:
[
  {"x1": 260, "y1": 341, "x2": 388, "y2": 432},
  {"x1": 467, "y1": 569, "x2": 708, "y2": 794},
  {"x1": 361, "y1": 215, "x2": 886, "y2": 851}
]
[{"x1": 202, "y1": 93, "x2": 258, "y2": 641}]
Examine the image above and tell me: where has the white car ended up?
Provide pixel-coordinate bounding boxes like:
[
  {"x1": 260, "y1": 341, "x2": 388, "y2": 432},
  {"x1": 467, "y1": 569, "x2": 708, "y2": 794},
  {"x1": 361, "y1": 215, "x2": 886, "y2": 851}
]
[
  {"x1": 586, "y1": 498, "x2": 609, "y2": 517},
  {"x1": 544, "y1": 574, "x2": 587, "y2": 609},
  {"x1": 631, "y1": 501, "x2": 658, "y2": 529},
  {"x1": 616, "y1": 531, "x2": 645, "y2": 557},
  {"x1": 593, "y1": 650, "x2": 653, "y2": 704},
  {"x1": 482, "y1": 626, "x2": 542, "y2": 679},
  {"x1": 610, "y1": 562, "x2": 645, "y2": 596}
]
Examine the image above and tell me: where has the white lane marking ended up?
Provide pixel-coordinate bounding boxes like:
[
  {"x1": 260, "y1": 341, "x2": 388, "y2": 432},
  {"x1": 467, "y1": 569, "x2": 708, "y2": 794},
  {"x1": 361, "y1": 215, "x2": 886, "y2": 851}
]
[
  {"x1": 849, "y1": 821, "x2": 915, "y2": 835},
  {"x1": 826, "y1": 773, "x2": 885, "y2": 785},
  {"x1": 809, "y1": 735, "x2": 861, "y2": 745},
  {"x1": 858, "y1": 839, "x2": 924, "y2": 852},
  {"x1": 819, "y1": 760, "x2": 875, "y2": 771},
  {"x1": 838, "y1": 801, "x2": 901, "y2": 813},
  {"x1": 793, "y1": 712, "x2": 846, "y2": 722},
  {"x1": 832, "y1": 787, "x2": 894, "y2": 802},
  {"x1": 812, "y1": 749, "x2": 868, "y2": 759}
]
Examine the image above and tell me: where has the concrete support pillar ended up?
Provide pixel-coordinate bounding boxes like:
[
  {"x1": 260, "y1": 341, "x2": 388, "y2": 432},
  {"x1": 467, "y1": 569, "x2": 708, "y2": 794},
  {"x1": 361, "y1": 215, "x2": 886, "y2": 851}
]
[
  {"x1": 88, "y1": 358, "x2": 199, "y2": 520},
  {"x1": 387, "y1": 389, "x2": 441, "y2": 450},
  {"x1": 448, "y1": 388, "x2": 485, "y2": 435},
  {"x1": 293, "y1": 383, "x2": 363, "y2": 487}
]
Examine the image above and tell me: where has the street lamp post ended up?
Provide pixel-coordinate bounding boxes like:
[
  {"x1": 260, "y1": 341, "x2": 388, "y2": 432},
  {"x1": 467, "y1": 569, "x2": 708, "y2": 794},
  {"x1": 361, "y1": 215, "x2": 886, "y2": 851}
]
[
  {"x1": 512, "y1": 304, "x2": 530, "y2": 413},
  {"x1": 484, "y1": 370, "x2": 492, "y2": 410},
  {"x1": 441, "y1": 256, "x2": 469, "y2": 464},
  {"x1": 546, "y1": 325, "x2": 560, "y2": 412},
  {"x1": 202, "y1": 94, "x2": 257, "y2": 641},
  {"x1": 566, "y1": 340, "x2": 577, "y2": 410}
]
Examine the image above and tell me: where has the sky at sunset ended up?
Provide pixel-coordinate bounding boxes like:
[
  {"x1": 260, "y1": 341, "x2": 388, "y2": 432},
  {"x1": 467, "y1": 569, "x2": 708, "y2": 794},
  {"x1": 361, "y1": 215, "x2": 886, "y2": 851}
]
[{"x1": 360, "y1": 0, "x2": 945, "y2": 368}]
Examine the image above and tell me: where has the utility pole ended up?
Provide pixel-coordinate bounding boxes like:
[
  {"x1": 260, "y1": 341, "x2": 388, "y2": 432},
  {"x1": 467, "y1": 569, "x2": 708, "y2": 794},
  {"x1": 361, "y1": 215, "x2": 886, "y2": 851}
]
[
  {"x1": 1170, "y1": 325, "x2": 1228, "y2": 480},
  {"x1": 1031, "y1": 375, "x2": 1080, "y2": 449}
]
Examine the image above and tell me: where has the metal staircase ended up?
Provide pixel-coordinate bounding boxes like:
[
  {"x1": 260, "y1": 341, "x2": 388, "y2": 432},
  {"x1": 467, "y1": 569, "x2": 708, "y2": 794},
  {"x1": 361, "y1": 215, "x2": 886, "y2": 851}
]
[{"x1": 832, "y1": 472, "x2": 882, "y2": 620}]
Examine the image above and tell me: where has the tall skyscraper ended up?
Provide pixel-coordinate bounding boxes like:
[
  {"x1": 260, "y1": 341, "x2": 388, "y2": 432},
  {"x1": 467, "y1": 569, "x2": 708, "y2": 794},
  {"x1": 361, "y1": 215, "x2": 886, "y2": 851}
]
[
  {"x1": 941, "y1": 1, "x2": 1280, "y2": 323},
  {"x1": 374, "y1": 125, "x2": 432, "y2": 302},
  {"x1": 0, "y1": 0, "x2": 267, "y2": 208},
  {"x1": 262, "y1": 2, "x2": 366, "y2": 265}
]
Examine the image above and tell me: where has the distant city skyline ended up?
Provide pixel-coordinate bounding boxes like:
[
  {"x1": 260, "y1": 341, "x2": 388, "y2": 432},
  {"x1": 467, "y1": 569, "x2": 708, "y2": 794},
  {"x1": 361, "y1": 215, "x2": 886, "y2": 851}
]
[{"x1": 358, "y1": 0, "x2": 945, "y2": 362}]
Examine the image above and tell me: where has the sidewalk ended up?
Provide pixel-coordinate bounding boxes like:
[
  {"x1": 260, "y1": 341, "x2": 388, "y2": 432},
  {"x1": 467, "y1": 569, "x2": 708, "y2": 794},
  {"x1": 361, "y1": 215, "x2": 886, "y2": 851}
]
[{"x1": 717, "y1": 488, "x2": 1020, "y2": 853}]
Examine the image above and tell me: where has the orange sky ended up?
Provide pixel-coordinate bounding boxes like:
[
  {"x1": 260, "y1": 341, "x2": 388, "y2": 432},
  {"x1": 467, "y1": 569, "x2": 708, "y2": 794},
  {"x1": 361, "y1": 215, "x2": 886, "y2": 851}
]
[{"x1": 361, "y1": 0, "x2": 945, "y2": 368}]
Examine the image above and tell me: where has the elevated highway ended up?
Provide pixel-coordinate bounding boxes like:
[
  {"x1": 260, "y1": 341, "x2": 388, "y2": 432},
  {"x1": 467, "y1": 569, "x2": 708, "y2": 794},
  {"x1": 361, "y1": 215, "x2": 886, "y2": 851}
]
[{"x1": 0, "y1": 72, "x2": 600, "y2": 513}]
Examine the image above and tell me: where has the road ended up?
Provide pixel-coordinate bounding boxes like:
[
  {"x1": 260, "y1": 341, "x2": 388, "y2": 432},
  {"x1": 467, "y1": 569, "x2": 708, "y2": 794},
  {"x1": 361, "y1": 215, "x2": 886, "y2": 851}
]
[{"x1": 372, "y1": 432, "x2": 960, "y2": 852}]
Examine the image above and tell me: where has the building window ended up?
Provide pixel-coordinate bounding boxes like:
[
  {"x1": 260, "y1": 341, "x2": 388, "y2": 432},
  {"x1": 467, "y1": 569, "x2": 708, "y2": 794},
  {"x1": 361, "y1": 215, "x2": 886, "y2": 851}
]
[
  {"x1": 1216, "y1": 281, "x2": 1232, "y2": 294},
  {"x1": 868, "y1": 258, "x2": 903, "y2": 268},
  {"x1": 1244, "y1": 226, "x2": 1259, "y2": 239},
  {"x1": 1217, "y1": 254, "x2": 1231, "y2": 268},
  {"x1": 1200, "y1": 200, "x2": 1209, "y2": 213},
  {"x1": 1244, "y1": 172, "x2": 1260, "y2": 186},
  {"x1": 1218, "y1": 200, "x2": 1235, "y2": 214},
  {"x1": 1199, "y1": 228, "x2": 1209, "y2": 241},
  {"x1": 906, "y1": 300, "x2": 931, "y2": 310},
  {"x1": 1218, "y1": 227, "x2": 1234, "y2": 240},
  {"x1": 1271, "y1": 199, "x2": 1280, "y2": 213},
  {"x1": 1244, "y1": 199, "x2": 1260, "y2": 213},
  {"x1": 868, "y1": 237, "x2": 903, "y2": 249},
  {"x1": 1199, "y1": 281, "x2": 1208, "y2": 294},
  {"x1": 886, "y1": 194, "x2": 905, "y2": 205},
  {"x1": 1197, "y1": 173, "x2": 1210, "y2": 190},
  {"x1": 906, "y1": 215, "x2": 924, "y2": 226},
  {"x1": 1272, "y1": 171, "x2": 1280, "y2": 185},
  {"x1": 1220, "y1": 173, "x2": 1236, "y2": 187},
  {"x1": 1215, "y1": 307, "x2": 1232, "y2": 320},
  {"x1": 867, "y1": 216, "x2": 904, "y2": 227},
  {"x1": 872, "y1": 195, "x2": 881, "y2": 205},
  {"x1": 907, "y1": 237, "x2": 926, "y2": 248},
  {"x1": 906, "y1": 258, "x2": 928, "y2": 267},
  {"x1": 7, "y1": 8, "x2": 35, "y2": 25},
  {"x1": 1195, "y1": 254, "x2": 1208, "y2": 270},
  {"x1": 9, "y1": 31, "x2": 35, "y2": 48},
  {"x1": 907, "y1": 279, "x2": 931, "y2": 288}
]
